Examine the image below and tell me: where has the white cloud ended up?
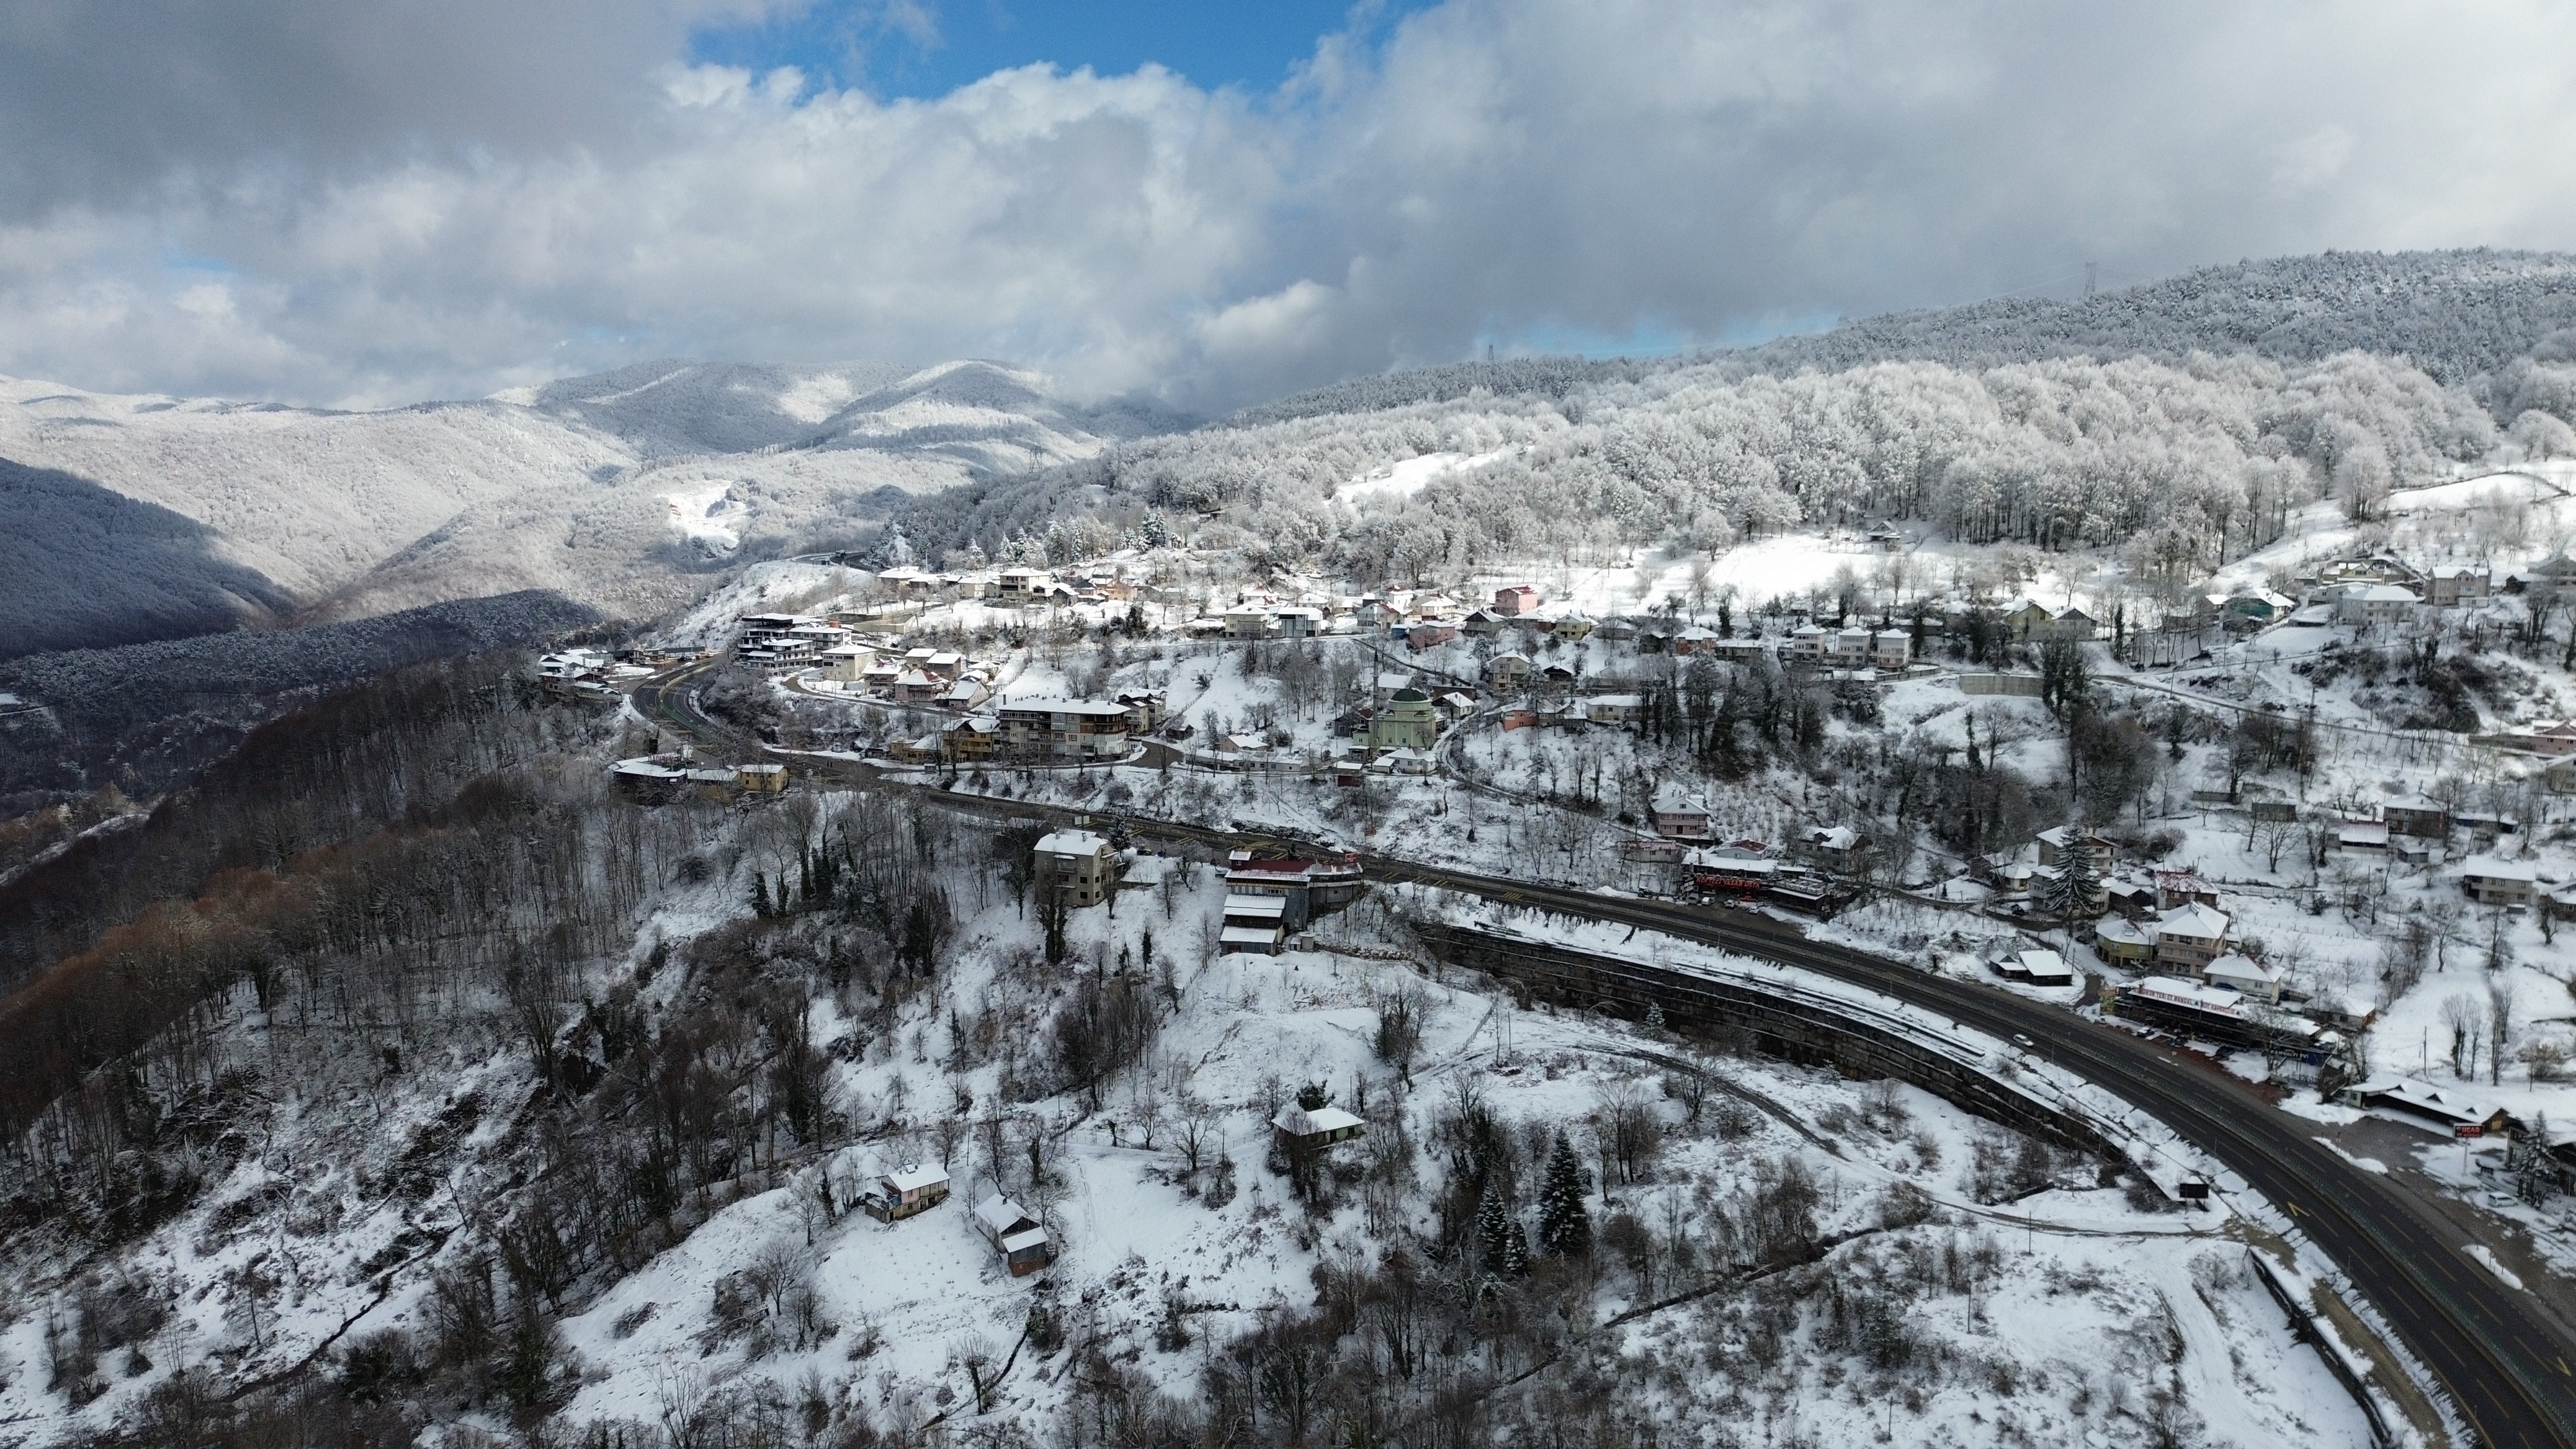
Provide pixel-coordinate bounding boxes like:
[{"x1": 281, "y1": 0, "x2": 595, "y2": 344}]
[{"x1": 4, "y1": 0, "x2": 2576, "y2": 410}]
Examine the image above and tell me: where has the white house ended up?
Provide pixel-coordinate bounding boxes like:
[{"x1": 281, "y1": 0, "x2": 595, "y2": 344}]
[
  {"x1": 2201, "y1": 953, "x2": 2284, "y2": 1004},
  {"x1": 2332, "y1": 583, "x2": 2419, "y2": 628},
  {"x1": 2458, "y1": 855, "x2": 2539, "y2": 909}
]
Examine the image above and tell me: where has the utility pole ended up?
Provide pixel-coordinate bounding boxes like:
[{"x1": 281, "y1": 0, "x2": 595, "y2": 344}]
[{"x1": 2083, "y1": 261, "x2": 2098, "y2": 298}]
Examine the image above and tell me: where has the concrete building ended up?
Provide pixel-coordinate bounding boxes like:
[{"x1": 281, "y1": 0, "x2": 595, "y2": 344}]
[
  {"x1": 2428, "y1": 565, "x2": 2491, "y2": 605},
  {"x1": 1220, "y1": 893, "x2": 1289, "y2": 953},
  {"x1": 2332, "y1": 583, "x2": 2420, "y2": 628},
  {"x1": 2459, "y1": 855, "x2": 2539, "y2": 909},
  {"x1": 2384, "y1": 797, "x2": 2450, "y2": 839},
  {"x1": 998, "y1": 699, "x2": 1133, "y2": 761},
  {"x1": 2201, "y1": 954, "x2": 2284, "y2": 1004},
  {"x1": 1036, "y1": 829, "x2": 1114, "y2": 907},
  {"x1": 1492, "y1": 584, "x2": 1541, "y2": 616},
  {"x1": 2153, "y1": 903, "x2": 2231, "y2": 972},
  {"x1": 2035, "y1": 826, "x2": 2114, "y2": 874},
  {"x1": 1651, "y1": 783, "x2": 1712, "y2": 840},
  {"x1": 2092, "y1": 916, "x2": 2155, "y2": 967},
  {"x1": 941, "y1": 715, "x2": 999, "y2": 762},
  {"x1": 1871, "y1": 630, "x2": 1913, "y2": 670}
]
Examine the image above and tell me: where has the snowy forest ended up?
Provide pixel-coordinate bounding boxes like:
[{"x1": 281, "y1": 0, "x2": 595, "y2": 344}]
[{"x1": 891, "y1": 251, "x2": 2576, "y2": 584}]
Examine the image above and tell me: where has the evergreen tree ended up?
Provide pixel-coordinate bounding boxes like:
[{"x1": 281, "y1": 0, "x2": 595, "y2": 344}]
[
  {"x1": 1499, "y1": 1217, "x2": 1531, "y2": 1278},
  {"x1": 1644, "y1": 1001, "x2": 1667, "y2": 1035},
  {"x1": 1537, "y1": 1130, "x2": 1593, "y2": 1258},
  {"x1": 750, "y1": 871, "x2": 773, "y2": 918},
  {"x1": 2039, "y1": 836, "x2": 2101, "y2": 921},
  {"x1": 1475, "y1": 1187, "x2": 1513, "y2": 1271}
]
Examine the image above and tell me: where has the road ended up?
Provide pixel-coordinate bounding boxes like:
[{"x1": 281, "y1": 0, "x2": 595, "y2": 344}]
[{"x1": 632, "y1": 663, "x2": 2575, "y2": 1446}]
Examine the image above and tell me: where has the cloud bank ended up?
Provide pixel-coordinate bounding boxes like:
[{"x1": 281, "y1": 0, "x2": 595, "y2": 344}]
[{"x1": 4, "y1": 0, "x2": 2575, "y2": 410}]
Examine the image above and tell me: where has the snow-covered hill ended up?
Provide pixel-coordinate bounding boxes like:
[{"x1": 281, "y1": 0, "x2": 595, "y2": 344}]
[{"x1": 0, "y1": 360, "x2": 1162, "y2": 658}]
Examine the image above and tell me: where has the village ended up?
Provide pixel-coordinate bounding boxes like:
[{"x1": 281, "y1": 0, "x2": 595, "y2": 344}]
[{"x1": 529, "y1": 477, "x2": 2576, "y2": 1255}]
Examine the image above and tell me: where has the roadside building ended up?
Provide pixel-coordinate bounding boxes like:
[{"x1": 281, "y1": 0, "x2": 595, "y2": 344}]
[
  {"x1": 942, "y1": 715, "x2": 999, "y2": 763},
  {"x1": 822, "y1": 643, "x2": 877, "y2": 681},
  {"x1": 2338, "y1": 1080, "x2": 2510, "y2": 1138},
  {"x1": 1224, "y1": 849, "x2": 1365, "y2": 927},
  {"x1": 1992, "y1": 949, "x2": 2077, "y2": 987},
  {"x1": 2201, "y1": 954, "x2": 2284, "y2": 1004},
  {"x1": 1116, "y1": 691, "x2": 1168, "y2": 734},
  {"x1": 997, "y1": 699, "x2": 1133, "y2": 761}
]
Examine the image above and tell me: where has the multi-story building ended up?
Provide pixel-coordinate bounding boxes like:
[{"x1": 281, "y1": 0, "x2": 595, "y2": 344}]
[
  {"x1": 997, "y1": 699, "x2": 1133, "y2": 761},
  {"x1": 1035, "y1": 828, "x2": 1114, "y2": 907}
]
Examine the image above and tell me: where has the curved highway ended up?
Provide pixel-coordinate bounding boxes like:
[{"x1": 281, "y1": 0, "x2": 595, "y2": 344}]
[{"x1": 632, "y1": 663, "x2": 2574, "y2": 1446}]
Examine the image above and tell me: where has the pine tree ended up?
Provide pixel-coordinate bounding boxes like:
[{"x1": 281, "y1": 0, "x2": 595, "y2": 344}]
[
  {"x1": 1500, "y1": 1217, "x2": 1531, "y2": 1278},
  {"x1": 1644, "y1": 1001, "x2": 1667, "y2": 1035},
  {"x1": 751, "y1": 871, "x2": 773, "y2": 918},
  {"x1": 1475, "y1": 1187, "x2": 1513, "y2": 1271},
  {"x1": 1537, "y1": 1130, "x2": 1592, "y2": 1258},
  {"x1": 2061, "y1": 841, "x2": 2100, "y2": 921}
]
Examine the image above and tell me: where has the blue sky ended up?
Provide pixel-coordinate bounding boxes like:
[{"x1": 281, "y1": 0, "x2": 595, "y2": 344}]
[{"x1": 691, "y1": 1, "x2": 1426, "y2": 98}]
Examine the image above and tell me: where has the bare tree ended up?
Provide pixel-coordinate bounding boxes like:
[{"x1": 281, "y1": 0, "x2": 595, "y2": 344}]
[
  {"x1": 2442, "y1": 994, "x2": 2487, "y2": 1081},
  {"x1": 2490, "y1": 978, "x2": 2521, "y2": 1086}
]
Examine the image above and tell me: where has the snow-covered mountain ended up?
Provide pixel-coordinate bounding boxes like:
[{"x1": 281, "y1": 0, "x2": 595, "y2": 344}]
[{"x1": 0, "y1": 360, "x2": 1171, "y2": 658}]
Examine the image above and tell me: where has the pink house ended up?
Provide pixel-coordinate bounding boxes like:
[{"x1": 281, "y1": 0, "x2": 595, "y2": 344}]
[{"x1": 1493, "y1": 585, "x2": 1542, "y2": 616}]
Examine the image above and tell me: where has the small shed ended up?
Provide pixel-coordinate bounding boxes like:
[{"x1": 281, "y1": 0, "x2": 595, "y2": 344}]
[
  {"x1": 1270, "y1": 1104, "x2": 1367, "y2": 1150},
  {"x1": 973, "y1": 1193, "x2": 1054, "y2": 1275}
]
